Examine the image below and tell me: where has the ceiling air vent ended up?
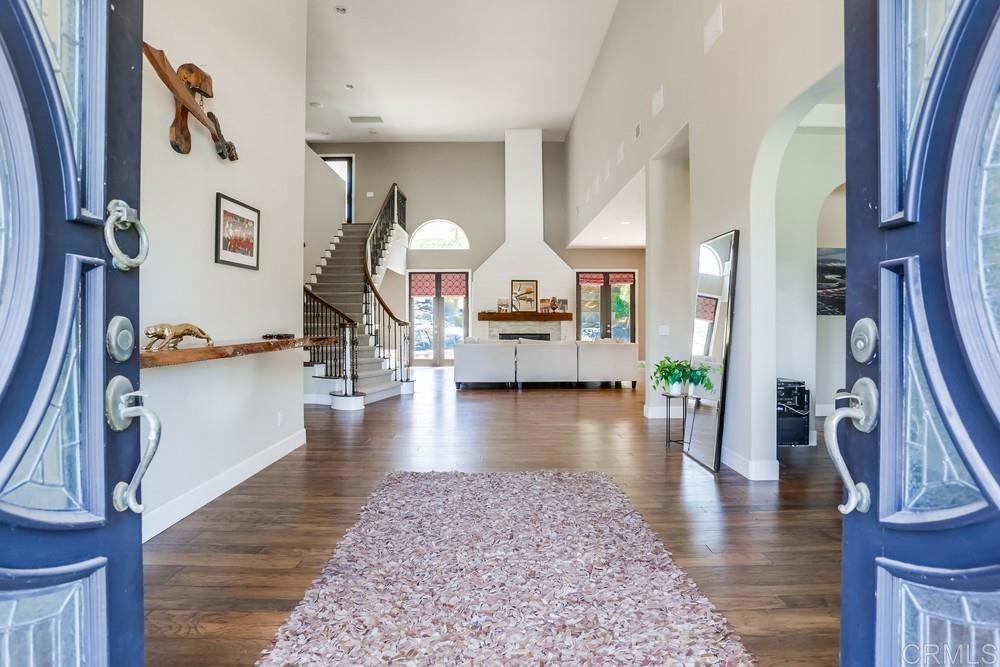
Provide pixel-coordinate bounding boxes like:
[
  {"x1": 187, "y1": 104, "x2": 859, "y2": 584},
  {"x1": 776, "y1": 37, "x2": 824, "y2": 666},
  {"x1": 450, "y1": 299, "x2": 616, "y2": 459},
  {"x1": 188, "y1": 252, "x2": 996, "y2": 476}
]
[{"x1": 349, "y1": 116, "x2": 383, "y2": 124}]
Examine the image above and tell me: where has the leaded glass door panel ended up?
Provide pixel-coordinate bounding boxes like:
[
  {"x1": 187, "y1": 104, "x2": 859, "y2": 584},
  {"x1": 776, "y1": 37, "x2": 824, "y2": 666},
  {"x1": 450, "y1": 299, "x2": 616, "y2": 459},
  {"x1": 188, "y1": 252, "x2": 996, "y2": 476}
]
[
  {"x1": 841, "y1": 1, "x2": 1000, "y2": 664},
  {"x1": 0, "y1": 1, "x2": 145, "y2": 665}
]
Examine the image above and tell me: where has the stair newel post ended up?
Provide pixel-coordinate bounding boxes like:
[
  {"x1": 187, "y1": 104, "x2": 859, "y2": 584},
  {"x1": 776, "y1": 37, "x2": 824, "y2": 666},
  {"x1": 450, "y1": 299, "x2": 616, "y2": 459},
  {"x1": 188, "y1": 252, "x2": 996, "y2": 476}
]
[
  {"x1": 341, "y1": 322, "x2": 355, "y2": 397},
  {"x1": 404, "y1": 325, "x2": 410, "y2": 381}
]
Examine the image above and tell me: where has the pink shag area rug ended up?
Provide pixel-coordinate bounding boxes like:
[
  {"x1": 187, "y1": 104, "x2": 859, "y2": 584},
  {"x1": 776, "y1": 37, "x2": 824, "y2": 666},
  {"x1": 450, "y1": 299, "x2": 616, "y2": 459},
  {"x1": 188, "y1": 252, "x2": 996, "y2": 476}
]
[{"x1": 258, "y1": 471, "x2": 755, "y2": 666}]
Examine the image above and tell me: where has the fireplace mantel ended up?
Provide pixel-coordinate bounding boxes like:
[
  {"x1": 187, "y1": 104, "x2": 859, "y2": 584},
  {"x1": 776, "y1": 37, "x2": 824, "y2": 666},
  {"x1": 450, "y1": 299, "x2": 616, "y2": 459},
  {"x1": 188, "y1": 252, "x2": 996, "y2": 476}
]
[{"x1": 478, "y1": 312, "x2": 572, "y2": 322}]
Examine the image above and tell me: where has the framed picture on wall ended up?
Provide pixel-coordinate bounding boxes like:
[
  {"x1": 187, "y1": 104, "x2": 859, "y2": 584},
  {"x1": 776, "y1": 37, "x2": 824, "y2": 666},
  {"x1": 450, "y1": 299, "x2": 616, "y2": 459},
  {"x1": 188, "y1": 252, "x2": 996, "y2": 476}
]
[
  {"x1": 511, "y1": 280, "x2": 537, "y2": 312},
  {"x1": 816, "y1": 247, "x2": 846, "y2": 315},
  {"x1": 215, "y1": 193, "x2": 261, "y2": 270}
]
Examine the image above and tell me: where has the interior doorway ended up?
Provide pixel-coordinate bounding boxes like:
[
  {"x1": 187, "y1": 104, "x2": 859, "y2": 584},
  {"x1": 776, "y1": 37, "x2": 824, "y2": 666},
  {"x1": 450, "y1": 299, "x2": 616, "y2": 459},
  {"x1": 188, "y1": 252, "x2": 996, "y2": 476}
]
[
  {"x1": 322, "y1": 155, "x2": 354, "y2": 223},
  {"x1": 409, "y1": 272, "x2": 469, "y2": 366}
]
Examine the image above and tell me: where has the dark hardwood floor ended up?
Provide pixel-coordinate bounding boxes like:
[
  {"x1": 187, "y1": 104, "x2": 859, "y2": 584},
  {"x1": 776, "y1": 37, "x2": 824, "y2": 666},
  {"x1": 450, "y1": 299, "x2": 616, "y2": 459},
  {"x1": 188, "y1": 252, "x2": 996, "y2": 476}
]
[{"x1": 144, "y1": 368, "x2": 842, "y2": 666}]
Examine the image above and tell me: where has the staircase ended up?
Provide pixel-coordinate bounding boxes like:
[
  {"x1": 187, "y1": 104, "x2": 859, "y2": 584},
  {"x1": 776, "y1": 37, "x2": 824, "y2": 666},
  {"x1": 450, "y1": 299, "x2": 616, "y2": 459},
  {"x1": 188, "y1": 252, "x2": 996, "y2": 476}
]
[{"x1": 304, "y1": 185, "x2": 411, "y2": 408}]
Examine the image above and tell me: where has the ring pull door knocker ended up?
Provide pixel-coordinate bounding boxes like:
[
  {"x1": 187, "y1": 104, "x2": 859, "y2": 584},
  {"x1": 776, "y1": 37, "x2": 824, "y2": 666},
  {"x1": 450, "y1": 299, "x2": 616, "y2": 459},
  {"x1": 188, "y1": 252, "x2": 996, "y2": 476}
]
[{"x1": 104, "y1": 199, "x2": 148, "y2": 271}]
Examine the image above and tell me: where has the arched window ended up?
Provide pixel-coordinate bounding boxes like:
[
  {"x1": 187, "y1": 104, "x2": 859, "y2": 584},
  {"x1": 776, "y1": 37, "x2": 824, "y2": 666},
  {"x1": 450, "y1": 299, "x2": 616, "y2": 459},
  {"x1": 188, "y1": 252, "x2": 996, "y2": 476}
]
[
  {"x1": 699, "y1": 245, "x2": 723, "y2": 276},
  {"x1": 409, "y1": 220, "x2": 470, "y2": 250}
]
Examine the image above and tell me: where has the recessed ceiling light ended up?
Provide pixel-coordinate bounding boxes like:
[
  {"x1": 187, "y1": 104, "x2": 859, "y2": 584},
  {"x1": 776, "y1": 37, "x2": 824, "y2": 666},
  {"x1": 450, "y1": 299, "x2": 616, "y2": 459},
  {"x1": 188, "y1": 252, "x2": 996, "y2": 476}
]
[
  {"x1": 321, "y1": 132, "x2": 331, "y2": 136},
  {"x1": 309, "y1": 101, "x2": 323, "y2": 108},
  {"x1": 601, "y1": 236, "x2": 609, "y2": 240},
  {"x1": 335, "y1": 6, "x2": 347, "y2": 14},
  {"x1": 344, "y1": 83, "x2": 355, "y2": 90},
  {"x1": 620, "y1": 221, "x2": 631, "y2": 225},
  {"x1": 368, "y1": 129, "x2": 377, "y2": 135}
]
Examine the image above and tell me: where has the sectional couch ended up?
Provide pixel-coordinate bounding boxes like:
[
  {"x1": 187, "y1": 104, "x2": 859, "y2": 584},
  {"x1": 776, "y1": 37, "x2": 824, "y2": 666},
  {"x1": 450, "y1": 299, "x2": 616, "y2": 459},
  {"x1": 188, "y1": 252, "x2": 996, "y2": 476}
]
[{"x1": 453, "y1": 339, "x2": 638, "y2": 387}]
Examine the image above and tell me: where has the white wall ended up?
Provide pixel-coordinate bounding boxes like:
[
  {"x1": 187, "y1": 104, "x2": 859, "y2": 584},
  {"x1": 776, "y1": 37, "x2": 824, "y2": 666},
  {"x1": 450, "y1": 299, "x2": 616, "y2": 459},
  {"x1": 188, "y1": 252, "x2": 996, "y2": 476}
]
[
  {"x1": 472, "y1": 130, "x2": 576, "y2": 339},
  {"x1": 139, "y1": 0, "x2": 307, "y2": 540},
  {"x1": 644, "y1": 138, "x2": 693, "y2": 417},
  {"x1": 775, "y1": 130, "x2": 846, "y2": 432},
  {"x1": 566, "y1": 0, "x2": 844, "y2": 479},
  {"x1": 816, "y1": 184, "x2": 847, "y2": 415},
  {"x1": 304, "y1": 146, "x2": 346, "y2": 279}
]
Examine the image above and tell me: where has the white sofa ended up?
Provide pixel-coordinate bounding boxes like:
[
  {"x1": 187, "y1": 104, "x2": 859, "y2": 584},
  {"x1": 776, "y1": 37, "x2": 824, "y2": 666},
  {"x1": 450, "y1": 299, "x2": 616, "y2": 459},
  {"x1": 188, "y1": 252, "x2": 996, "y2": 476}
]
[
  {"x1": 453, "y1": 342, "x2": 516, "y2": 383},
  {"x1": 454, "y1": 339, "x2": 638, "y2": 387},
  {"x1": 516, "y1": 341, "x2": 579, "y2": 383},
  {"x1": 577, "y1": 341, "x2": 639, "y2": 384}
]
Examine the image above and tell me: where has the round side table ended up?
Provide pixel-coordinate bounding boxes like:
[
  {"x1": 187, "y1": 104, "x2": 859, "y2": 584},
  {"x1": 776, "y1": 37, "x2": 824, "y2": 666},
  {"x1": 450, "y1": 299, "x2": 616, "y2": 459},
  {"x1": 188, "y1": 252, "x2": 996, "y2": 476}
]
[{"x1": 662, "y1": 393, "x2": 696, "y2": 448}]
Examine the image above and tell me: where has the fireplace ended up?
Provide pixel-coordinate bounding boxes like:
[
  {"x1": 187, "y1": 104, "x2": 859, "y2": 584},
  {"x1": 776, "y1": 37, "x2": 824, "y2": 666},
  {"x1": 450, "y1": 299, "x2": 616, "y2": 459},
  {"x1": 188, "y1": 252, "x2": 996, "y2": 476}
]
[{"x1": 499, "y1": 333, "x2": 550, "y2": 341}]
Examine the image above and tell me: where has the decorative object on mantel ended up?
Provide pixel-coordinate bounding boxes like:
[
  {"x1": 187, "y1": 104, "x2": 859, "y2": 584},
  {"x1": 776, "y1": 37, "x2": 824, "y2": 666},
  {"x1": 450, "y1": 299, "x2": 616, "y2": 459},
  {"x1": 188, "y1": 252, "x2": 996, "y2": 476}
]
[
  {"x1": 215, "y1": 193, "x2": 260, "y2": 270},
  {"x1": 478, "y1": 311, "x2": 572, "y2": 322},
  {"x1": 511, "y1": 279, "x2": 537, "y2": 312},
  {"x1": 140, "y1": 336, "x2": 333, "y2": 369},
  {"x1": 143, "y1": 323, "x2": 214, "y2": 351},
  {"x1": 539, "y1": 298, "x2": 551, "y2": 313},
  {"x1": 557, "y1": 299, "x2": 569, "y2": 313},
  {"x1": 142, "y1": 42, "x2": 238, "y2": 161},
  {"x1": 497, "y1": 298, "x2": 511, "y2": 313}
]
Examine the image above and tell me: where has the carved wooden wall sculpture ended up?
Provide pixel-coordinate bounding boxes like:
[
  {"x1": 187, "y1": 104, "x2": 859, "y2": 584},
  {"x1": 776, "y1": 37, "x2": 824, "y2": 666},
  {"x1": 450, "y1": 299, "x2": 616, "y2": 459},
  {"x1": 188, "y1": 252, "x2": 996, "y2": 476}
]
[{"x1": 143, "y1": 42, "x2": 238, "y2": 161}]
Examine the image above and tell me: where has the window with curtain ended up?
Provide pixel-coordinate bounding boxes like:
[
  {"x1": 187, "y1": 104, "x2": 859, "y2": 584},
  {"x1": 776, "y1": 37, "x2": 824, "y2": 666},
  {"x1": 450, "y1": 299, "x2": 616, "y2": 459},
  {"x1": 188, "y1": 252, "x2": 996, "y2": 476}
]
[{"x1": 577, "y1": 272, "x2": 636, "y2": 342}]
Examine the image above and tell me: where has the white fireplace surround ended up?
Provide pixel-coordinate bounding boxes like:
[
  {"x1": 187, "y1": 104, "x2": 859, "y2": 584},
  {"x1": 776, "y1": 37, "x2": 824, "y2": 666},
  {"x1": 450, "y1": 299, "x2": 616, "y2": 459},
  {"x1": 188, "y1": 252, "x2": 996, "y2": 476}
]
[
  {"x1": 487, "y1": 320, "x2": 571, "y2": 341},
  {"x1": 471, "y1": 130, "x2": 577, "y2": 338}
]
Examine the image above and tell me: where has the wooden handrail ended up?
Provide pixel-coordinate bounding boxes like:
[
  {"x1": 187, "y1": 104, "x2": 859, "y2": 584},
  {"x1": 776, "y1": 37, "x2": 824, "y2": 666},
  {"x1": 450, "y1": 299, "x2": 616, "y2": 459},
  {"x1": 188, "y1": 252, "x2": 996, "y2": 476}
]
[
  {"x1": 303, "y1": 287, "x2": 358, "y2": 326},
  {"x1": 364, "y1": 184, "x2": 409, "y2": 326}
]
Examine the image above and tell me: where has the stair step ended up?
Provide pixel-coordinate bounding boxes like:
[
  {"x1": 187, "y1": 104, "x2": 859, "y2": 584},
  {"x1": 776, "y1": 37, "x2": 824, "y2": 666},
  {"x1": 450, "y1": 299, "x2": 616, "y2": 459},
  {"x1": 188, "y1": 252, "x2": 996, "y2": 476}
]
[{"x1": 356, "y1": 368, "x2": 394, "y2": 380}]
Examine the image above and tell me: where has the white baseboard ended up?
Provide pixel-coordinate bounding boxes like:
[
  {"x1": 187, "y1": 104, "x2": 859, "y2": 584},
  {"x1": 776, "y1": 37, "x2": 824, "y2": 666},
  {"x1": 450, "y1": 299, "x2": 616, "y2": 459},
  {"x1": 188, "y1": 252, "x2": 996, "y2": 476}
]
[
  {"x1": 331, "y1": 394, "x2": 366, "y2": 410},
  {"x1": 720, "y1": 446, "x2": 780, "y2": 481},
  {"x1": 304, "y1": 393, "x2": 332, "y2": 405},
  {"x1": 810, "y1": 429, "x2": 817, "y2": 446},
  {"x1": 141, "y1": 428, "x2": 307, "y2": 542},
  {"x1": 816, "y1": 403, "x2": 834, "y2": 417}
]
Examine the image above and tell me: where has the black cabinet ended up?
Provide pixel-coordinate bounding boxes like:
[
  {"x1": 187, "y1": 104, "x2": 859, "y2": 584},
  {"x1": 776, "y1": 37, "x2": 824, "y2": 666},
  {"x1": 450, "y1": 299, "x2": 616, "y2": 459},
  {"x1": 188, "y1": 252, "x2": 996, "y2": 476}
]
[{"x1": 777, "y1": 378, "x2": 810, "y2": 446}]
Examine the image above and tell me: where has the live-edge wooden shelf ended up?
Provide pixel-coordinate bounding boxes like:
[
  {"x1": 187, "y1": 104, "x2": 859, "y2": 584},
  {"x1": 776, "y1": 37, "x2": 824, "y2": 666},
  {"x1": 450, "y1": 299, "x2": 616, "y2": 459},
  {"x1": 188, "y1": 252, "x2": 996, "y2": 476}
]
[
  {"x1": 477, "y1": 311, "x2": 573, "y2": 322},
  {"x1": 140, "y1": 336, "x2": 334, "y2": 369}
]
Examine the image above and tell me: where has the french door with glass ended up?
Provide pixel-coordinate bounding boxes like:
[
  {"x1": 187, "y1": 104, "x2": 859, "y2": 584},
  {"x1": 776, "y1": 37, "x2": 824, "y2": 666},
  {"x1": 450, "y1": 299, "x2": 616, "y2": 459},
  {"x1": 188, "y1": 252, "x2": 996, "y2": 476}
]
[
  {"x1": 0, "y1": 0, "x2": 147, "y2": 665},
  {"x1": 576, "y1": 272, "x2": 636, "y2": 342},
  {"x1": 838, "y1": 1, "x2": 1000, "y2": 664},
  {"x1": 409, "y1": 272, "x2": 469, "y2": 366}
]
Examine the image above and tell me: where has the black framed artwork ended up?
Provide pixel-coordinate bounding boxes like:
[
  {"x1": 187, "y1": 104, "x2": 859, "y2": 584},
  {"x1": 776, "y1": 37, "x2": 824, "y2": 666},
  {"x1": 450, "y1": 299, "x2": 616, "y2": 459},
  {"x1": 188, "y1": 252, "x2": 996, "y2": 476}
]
[{"x1": 215, "y1": 193, "x2": 261, "y2": 270}]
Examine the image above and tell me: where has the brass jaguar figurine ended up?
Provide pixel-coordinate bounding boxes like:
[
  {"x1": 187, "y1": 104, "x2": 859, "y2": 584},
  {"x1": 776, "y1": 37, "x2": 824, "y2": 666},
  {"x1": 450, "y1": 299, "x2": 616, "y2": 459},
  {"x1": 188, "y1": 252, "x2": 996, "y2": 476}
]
[{"x1": 144, "y1": 323, "x2": 214, "y2": 350}]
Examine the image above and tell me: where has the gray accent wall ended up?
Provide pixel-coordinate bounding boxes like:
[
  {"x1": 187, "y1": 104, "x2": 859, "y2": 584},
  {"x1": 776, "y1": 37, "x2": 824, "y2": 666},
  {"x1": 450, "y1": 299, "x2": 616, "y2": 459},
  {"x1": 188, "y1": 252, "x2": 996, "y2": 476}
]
[{"x1": 310, "y1": 140, "x2": 645, "y2": 351}]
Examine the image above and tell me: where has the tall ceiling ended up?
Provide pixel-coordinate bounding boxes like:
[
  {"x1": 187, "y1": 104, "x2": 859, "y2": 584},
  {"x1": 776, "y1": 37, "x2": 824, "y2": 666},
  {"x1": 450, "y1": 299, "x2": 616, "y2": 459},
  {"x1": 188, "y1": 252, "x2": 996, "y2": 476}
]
[{"x1": 305, "y1": 0, "x2": 618, "y2": 142}]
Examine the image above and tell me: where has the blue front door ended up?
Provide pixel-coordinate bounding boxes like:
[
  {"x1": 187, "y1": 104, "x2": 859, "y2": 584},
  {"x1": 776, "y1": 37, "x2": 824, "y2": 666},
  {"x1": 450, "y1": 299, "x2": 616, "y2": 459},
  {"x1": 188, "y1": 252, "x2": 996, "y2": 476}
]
[
  {"x1": 0, "y1": 1, "x2": 145, "y2": 665},
  {"x1": 841, "y1": 0, "x2": 1000, "y2": 664}
]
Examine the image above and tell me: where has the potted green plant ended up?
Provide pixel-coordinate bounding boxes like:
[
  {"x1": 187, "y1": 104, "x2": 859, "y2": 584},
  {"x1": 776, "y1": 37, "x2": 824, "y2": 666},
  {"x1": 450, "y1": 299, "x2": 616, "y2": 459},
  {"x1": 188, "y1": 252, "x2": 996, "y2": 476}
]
[{"x1": 650, "y1": 356, "x2": 715, "y2": 395}]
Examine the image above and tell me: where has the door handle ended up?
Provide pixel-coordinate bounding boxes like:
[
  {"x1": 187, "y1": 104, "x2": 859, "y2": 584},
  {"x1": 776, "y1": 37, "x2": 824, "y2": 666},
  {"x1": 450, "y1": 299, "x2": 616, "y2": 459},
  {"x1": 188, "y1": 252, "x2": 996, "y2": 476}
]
[
  {"x1": 824, "y1": 377, "x2": 878, "y2": 515},
  {"x1": 105, "y1": 377, "x2": 163, "y2": 513}
]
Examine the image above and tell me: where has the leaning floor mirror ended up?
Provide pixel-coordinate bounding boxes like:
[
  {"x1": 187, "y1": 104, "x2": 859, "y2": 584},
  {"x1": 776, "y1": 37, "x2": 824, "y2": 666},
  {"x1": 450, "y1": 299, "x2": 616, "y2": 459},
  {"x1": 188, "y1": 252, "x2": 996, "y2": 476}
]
[{"x1": 684, "y1": 230, "x2": 740, "y2": 472}]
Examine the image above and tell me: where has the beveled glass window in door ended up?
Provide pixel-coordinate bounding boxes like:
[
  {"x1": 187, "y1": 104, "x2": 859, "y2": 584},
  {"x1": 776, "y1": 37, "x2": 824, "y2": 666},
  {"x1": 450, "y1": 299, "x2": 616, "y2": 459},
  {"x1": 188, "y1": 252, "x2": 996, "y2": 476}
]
[
  {"x1": 576, "y1": 272, "x2": 636, "y2": 342},
  {"x1": 409, "y1": 272, "x2": 468, "y2": 366}
]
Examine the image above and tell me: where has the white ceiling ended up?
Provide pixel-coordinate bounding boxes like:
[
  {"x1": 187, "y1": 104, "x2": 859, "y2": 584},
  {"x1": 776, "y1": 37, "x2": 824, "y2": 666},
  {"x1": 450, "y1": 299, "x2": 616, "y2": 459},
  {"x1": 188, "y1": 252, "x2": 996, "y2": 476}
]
[
  {"x1": 305, "y1": 0, "x2": 618, "y2": 142},
  {"x1": 568, "y1": 168, "x2": 645, "y2": 248}
]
